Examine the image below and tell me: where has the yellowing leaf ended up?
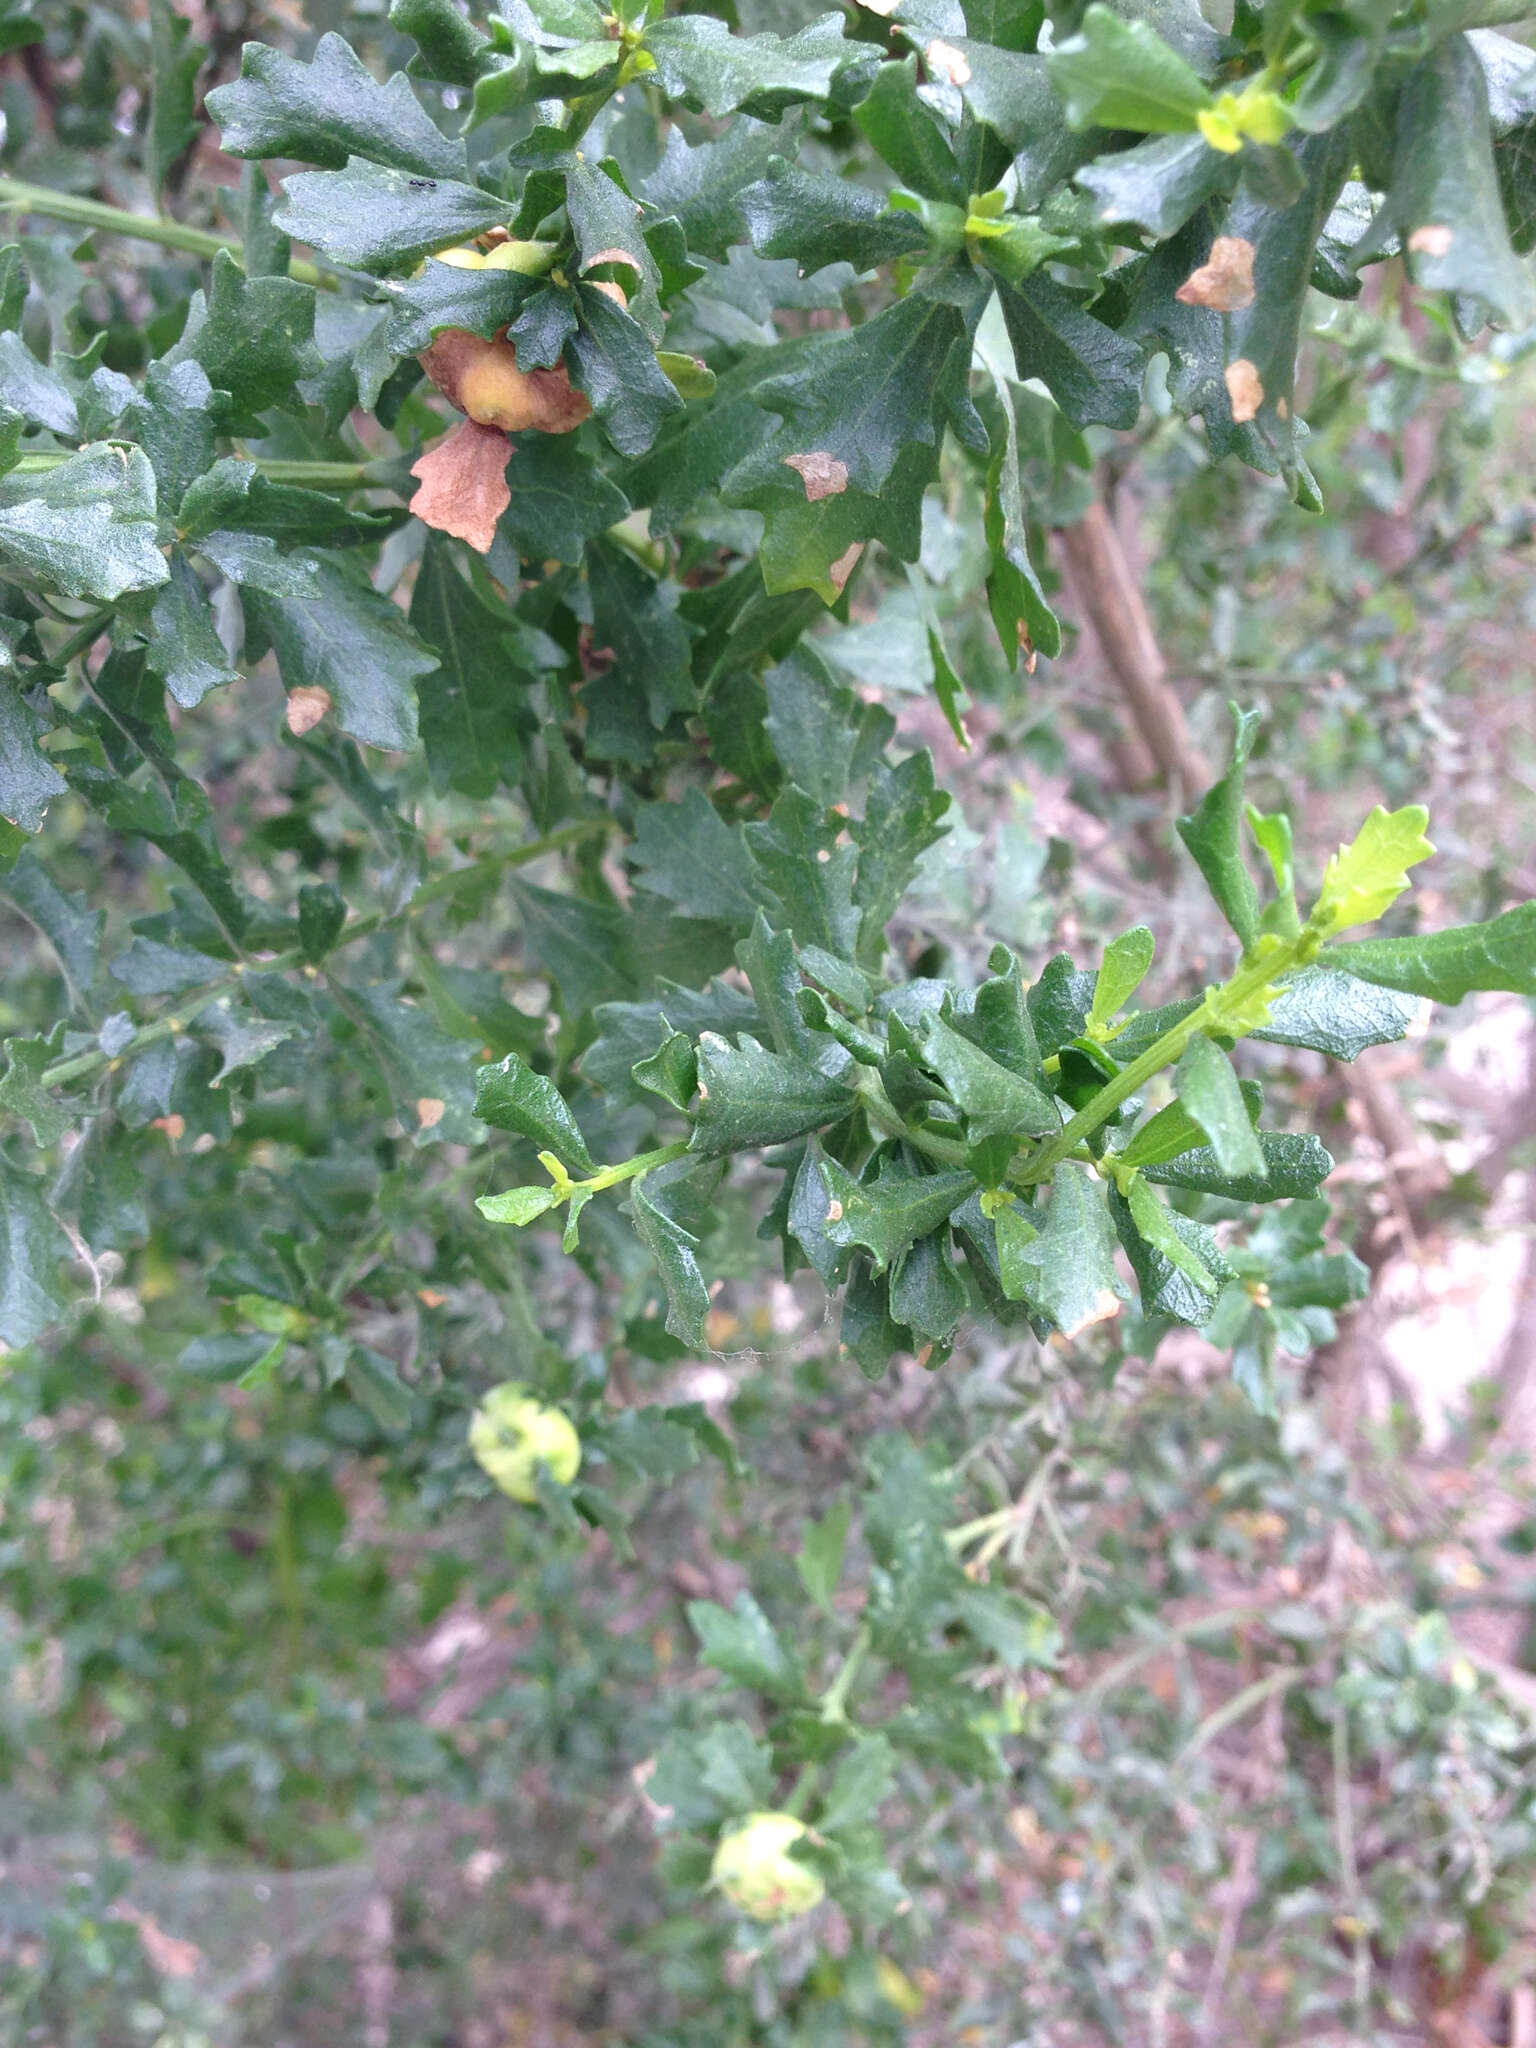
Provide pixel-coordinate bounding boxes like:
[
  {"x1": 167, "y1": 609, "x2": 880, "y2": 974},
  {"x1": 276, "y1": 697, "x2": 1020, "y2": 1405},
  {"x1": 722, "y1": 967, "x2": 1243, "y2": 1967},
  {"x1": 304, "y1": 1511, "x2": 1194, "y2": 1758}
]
[{"x1": 1311, "y1": 805, "x2": 1435, "y2": 936}]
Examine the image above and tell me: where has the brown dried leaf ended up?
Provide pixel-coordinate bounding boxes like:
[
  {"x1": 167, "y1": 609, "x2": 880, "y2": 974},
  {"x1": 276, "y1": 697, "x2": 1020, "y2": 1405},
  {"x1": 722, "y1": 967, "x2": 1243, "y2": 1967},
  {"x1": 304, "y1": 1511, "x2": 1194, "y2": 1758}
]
[
  {"x1": 408, "y1": 419, "x2": 513, "y2": 555},
  {"x1": 1175, "y1": 234, "x2": 1256, "y2": 312}
]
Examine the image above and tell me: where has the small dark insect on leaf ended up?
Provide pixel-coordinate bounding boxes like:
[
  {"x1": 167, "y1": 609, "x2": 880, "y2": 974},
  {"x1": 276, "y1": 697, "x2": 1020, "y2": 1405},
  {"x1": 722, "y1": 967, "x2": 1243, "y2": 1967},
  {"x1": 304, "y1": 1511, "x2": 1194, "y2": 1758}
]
[{"x1": 409, "y1": 178, "x2": 437, "y2": 189}]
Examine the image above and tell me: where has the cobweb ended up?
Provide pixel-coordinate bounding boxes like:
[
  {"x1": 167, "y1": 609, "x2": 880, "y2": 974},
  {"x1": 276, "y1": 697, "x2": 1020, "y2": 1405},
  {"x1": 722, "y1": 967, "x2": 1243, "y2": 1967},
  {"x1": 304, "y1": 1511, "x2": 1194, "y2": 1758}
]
[{"x1": 0, "y1": 1795, "x2": 406, "y2": 2037}]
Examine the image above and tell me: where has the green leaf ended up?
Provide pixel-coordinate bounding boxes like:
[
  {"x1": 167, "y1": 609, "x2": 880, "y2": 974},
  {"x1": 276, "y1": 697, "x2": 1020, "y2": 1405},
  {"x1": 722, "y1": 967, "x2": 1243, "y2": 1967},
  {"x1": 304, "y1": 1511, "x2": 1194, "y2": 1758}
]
[
  {"x1": 499, "y1": 434, "x2": 629, "y2": 565},
  {"x1": 633, "y1": 1031, "x2": 698, "y2": 1113},
  {"x1": 1048, "y1": 5, "x2": 1213, "y2": 133},
  {"x1": 345, "y1": 1344, "x2": 415, "y2": 1432},
  {"x1": 273, "y1": 159, "x2": 513, "y2": 274},
  {"x1": 0, "y1": 1160, "x2": 73, "y2": 1348},
  {"x1": 586, "y1": 539, "x2": 695, "y2": 731},
  {"x1": 797, "y1": 1499, "x2": 851, "y2": 1617},
  {"x1": 0, "y1": 445, "x2": 169, "y2": 602},
  {"x1": 630, "y1": 1175, "x2": 712, "y2": 1349},
  {"x1": 1127, "y1": 131, "x2": 1351, "y2": 477},
  {"x1": 391, "y1": 0, "x2": 494, "y2": 86},
  {"x1": 477, "y1": 1183, "x2": 559, "y2": 1225},
  {"x1": 912, "y1": 1011, "x2": 1059, "y2": 1140},
  {"x1": 740, "y1": 159, "x2": 928, "y2": 274},
  {"x1": 690, "y1": 1033, "x2": 850, "y2": 1155},
  {"x1": 745, "y1": 788, "x2": 860, "y2": 960},
  {"x1": 761, "y1": 647, "x2": 856, "y2": 810},
  {"x1": 1124, "y1": 1172, "x2": 1220, "y2": 1300},
  {"x1": 631, "y1": 788, "x2": 761, "y2": 931},
  {"x1": 0, "y1": 672, "x2": 65, "y2": 835},
  {"x1": 1325, "y1": 903, "x2": 1536, "y2": 1006},
  {"x1": 853, "y1": 55, "x2": 967, "y2": 205},
  {"x1": 954, "y1": 1584, "x2": 1061, "y2": 1670},
  {"x1": 408, "y1": 538, "x2": 536, "y2": 798},
  {"x1": 2, "y1": 849, "x2": 103, "y2": 1007},
  {"x1": 208, "y1": 32, "x2": 467, "y2": 179},
  {"x1": 1356, "y1": 35, "x2": 1535, "y2": 333},
  {"x1": 1108, "y1": 1183, "x2": 1228, "y2": 1326},
  {"x1": 994, "y1": 270, "x2": 1146, "y2": 432},
  {"x1": 236, "y1": 549, "x2": 437, "y2": 752},
  {"x1": 1146, "y1": 1128, "x2": 1334, "y2": 1202},
  {"x1": 565, "y1": 159, "x2": 665, "y2": 341},
  {"x1": 852, "y1": 753, "x2": 952, "y2": 972},
  {"x1": 818, "y1": 1152, "x2": 975, "y2": 1274},
  {"x1": 1077, "y1": 130, "x2": 1237, "y2": 238},
  {"x1": 145, "y1": 551, "x2": 238, "y2": 712},
  {"x1": 888, "y1": 1225, "x2": 968, "y2": 1344},
  {"x1": 975, "y1": 315, "x2": 1064, "y2": 667},
  {"x1": 819, "y1": 1736, "x2": 898, "y2": 1833},
  {"x1": 641, "y1": 118, "x2": 783, "y2": 265},
  {"x1": 995, "y1": 1164, "x2": 1125, "y2": 1337},
  {"x1": 688, "y1": 1590, "x2": 806, "y2": 1701},
  {"x1": 384, "y1": 258, "x2": 541, "y2": 353},
  {"x1": 643, "y1": 11, "x2": 859, "y2": 120},
  {"x1": 1252, "y1": 965, "x2": 1421, "y2": 1061},
  {"x1": 1175, "y1": 1032, "x2": 1266, "y2": 1180},
  {"x1": 1177, "y1": 703, "x2": 1262, "y2": 949},
  {"x1": 1310, "y1": 805, "x2": 1435, "y2": 937},
  {"x1": 513, "y1": 880, "x2": 639, "y2": 1018},
  {"x1": 147, "y1": 0, "x2": 205, "y2": 192},
  {"x1": 0, "y1": 1027, "x2": 72, "y2": 1146},
  {"x1": 166, "y1": 251, "x2": 321, "y2": 428},
  {"x1": 338, "y1": 979, "x2": 479, "y2": 1144},
  {"x1": 475, "y1": 1051, "x2": 596, "y2": 1173},
  {"x1": 1089, "y1": 925, "x2": 1155, "y2": 1031},
  {"x1": 567, "y1": 282, "x2": 685, "y2": 457},
  {"x1": 178, "y1": 458, "x2": 399, "y2": 550}
]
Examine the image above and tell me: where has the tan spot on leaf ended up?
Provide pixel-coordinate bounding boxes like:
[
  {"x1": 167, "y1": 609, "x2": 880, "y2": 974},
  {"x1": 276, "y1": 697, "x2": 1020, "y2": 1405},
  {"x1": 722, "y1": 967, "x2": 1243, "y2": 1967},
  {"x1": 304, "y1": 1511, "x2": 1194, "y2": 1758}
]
[
  {"x1": 860, "y1": 0, "x2": 900, "y2": 16},
  {"x1": 1057, "y1": 1288, "x2": 1124, "y2": 1339},
  {"x1": 1224, "y1": 357, "x2": 1264, "y2": 423},
  {"x1": 784, "y1": 451, "x2": 849, "y2": 501},
  {"x1": 583, "y1": 246, "x2": 638, "y2": 270},
  {"x1": 418, "y1": 1288, "x2": 448, "y2": 1307},
  {"x1": 927, "y1": 37, "x2": 972, "y2": 83},
  {"x1": 151, "y1": 1114, "x2": 186, "y2": 1141},
  {"x1": 285, "y1": 685, "x2": 332, "y2": 736},
  {"x1": 590, "y1": 277, "x2": 628, "y2": 307},
  {"x1": 408, "y1": 416, "x2": 513, "y2": 554},
  {"x1": 416, "y1": 1096, "x2": 447, "y2": 1129},
  {"x1": 1408, "y1": 223, "x2": 1454, "y2": 257},
  {"x1": 826, "y1": 1198, "x2": 844, "y2": 1223},
  {"x1": 1174, "y1": 234, "x2": 1256, "y2": 312},
  {"x1": 828, "y1": 541, "x2": 863, "y2": 594}
]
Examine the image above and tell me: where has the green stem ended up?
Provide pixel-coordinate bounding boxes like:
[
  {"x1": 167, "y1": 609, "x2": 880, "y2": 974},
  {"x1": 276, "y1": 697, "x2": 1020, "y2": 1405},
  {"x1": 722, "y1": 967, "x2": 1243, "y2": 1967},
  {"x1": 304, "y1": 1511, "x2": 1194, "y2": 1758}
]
[
  {"x1": 818, "y1": 1624, "x2": 871, "y2": 1726},
  {"x1": 575, "y1": 1141, "x2": 692, "y2": 1197},
  {"x1": 853, "y1": 1068, "x2": 970, "y2": 1169},
  {"x1": 12, "y1": 453, "x2": 386, "y2": 491},
  {"x1": 1012, "y1": 932, "x2": 1315, "y2": 1186},
  {"x1": 36, "y1": 819, "x2": 615, "y2": 1096},
  {"x1": 0, "y1": 175, "x2": 330, "y2": 288}
]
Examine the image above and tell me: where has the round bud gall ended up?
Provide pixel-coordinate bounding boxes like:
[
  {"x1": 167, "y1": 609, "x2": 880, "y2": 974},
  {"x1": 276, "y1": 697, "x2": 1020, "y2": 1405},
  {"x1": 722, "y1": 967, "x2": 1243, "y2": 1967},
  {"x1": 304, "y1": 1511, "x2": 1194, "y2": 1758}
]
[
  {"x1": 710, "y1": 1812, "x2": 825, "y2": 1923},
  {"x1": 468, "y1": 1382, "x2": 581, "y2": 1502}
]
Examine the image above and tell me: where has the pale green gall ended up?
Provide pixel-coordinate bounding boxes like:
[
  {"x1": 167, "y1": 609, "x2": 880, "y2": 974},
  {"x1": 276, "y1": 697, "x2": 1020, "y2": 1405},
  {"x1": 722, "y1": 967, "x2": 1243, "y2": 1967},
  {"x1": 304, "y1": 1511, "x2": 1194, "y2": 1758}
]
[
  {"x1": 469, "y1": 1382, "x2": 581, "y2": 1502},
  {"x1": 710, "y1": 1811, "x2": 826, "y2": 1922}
]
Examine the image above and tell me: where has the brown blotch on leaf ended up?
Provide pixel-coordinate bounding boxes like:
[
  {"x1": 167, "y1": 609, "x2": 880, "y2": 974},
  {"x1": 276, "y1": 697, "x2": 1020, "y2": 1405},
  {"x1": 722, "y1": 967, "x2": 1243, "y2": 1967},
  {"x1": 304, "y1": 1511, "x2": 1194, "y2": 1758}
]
[
  {"x1": 409, "y1": 418, "x2": 514, "y2": 555},
  {"x1": 1225, "y1": 357, "x2": 1264, "y2": 423},
  {"x1": 285, "y1": 685, "x2": 332, "y2": 736},
  {"x1": 1408, "y1": 223, "x2": 1455, "y2": 257},
  {"x1": 784, "y1": 451, "x2": 850, "y2": 501},
  {"x1": 828, "y1": 542, "x2": 863, "y2": 594},
  {"x1": 416, "y1": 1097, "x2": 447, "y2": 1130},
  {"x1": 1175, "y1": 234, "x2": 1257, "y2": 312},
  {"x1": 419, "y1": 326, "x2": 591, "y2": 434},
  {"x1": 926, "y1": 37, "x2": 972, "y2": 83}
]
